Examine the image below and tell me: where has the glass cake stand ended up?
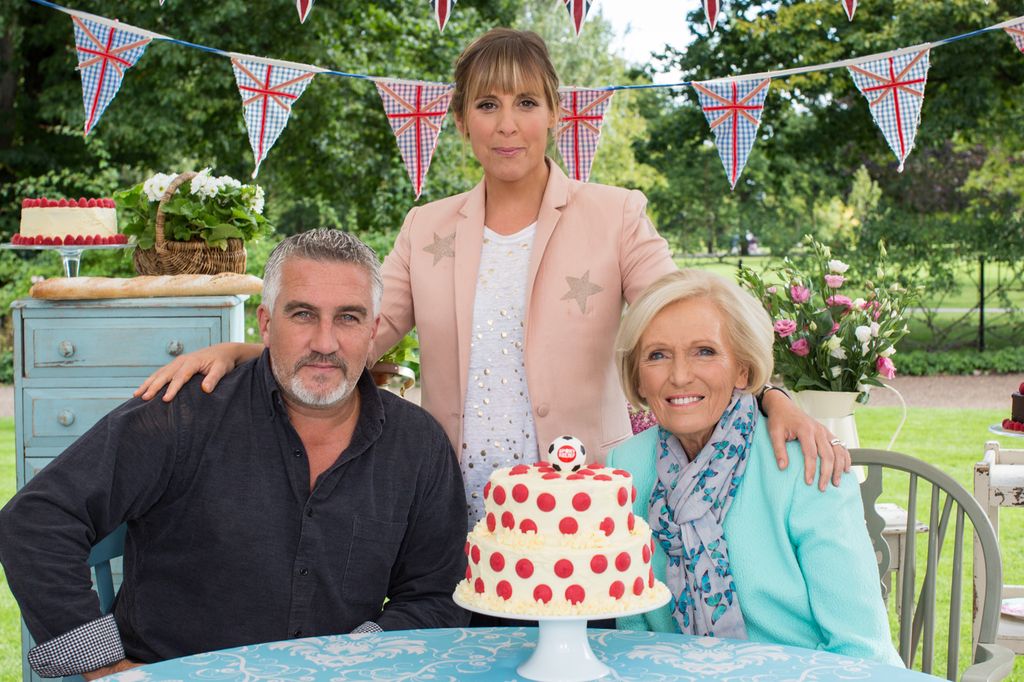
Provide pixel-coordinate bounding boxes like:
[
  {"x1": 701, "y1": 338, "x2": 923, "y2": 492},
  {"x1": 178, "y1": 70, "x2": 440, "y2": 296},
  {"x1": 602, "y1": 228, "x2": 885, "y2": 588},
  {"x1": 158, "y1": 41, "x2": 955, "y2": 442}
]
[
  {"x1": 989, "y1": 424, "x2": 1024, "y2": 439},
  {"x1": 1, "y1": 243, "x2": 132, "y2": 277},
  {"x1": 454, "y1": 588, "x2": 670, "y2": 682}
]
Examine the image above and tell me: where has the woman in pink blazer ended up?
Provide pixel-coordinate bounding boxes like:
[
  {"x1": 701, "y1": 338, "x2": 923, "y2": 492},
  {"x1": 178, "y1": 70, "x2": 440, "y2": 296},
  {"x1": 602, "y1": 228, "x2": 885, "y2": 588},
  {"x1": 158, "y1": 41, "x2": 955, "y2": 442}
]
[{"x1": 135, "y1": 29, "x2": 848, "y2": 511}]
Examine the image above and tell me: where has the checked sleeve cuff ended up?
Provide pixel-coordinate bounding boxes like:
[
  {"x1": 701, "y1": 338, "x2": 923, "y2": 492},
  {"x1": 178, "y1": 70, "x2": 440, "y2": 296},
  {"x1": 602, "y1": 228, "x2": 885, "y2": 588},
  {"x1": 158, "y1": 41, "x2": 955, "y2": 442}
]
[
  {"x1": 350, "y1": 621, "x2": 383, "y2": 634},
  {"x1": 27, "y1": 614, "x2": 125, "y2": 678}
]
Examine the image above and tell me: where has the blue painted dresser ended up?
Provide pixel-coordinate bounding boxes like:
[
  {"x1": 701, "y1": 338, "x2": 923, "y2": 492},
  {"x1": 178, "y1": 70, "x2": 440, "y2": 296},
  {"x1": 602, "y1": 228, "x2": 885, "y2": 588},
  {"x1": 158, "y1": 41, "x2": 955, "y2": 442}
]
[{"x1": 10, "y1": 295, "x2": 247, "y2": 682}]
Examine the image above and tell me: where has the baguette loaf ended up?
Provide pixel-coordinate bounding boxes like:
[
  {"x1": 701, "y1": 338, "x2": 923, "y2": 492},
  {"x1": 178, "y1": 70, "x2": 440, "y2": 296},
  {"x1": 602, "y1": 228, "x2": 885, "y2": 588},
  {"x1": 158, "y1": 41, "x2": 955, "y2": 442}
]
[{"x1": 30, "y1": 273, "x2": 263, "y2": 300}]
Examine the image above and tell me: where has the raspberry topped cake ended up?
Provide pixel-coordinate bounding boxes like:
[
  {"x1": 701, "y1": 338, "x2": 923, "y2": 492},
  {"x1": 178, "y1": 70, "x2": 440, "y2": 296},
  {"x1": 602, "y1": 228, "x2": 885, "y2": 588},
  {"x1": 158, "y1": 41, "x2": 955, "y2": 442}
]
[
  {"x1": 1001, "y1": 382, "x2": 1024, "y2": 432},
  {"x1": 455, "y1": 437, "x2": 669, "y2": 616},
  {"x1": 13, "y1": 198, "x2": 126, "y2": 246}
]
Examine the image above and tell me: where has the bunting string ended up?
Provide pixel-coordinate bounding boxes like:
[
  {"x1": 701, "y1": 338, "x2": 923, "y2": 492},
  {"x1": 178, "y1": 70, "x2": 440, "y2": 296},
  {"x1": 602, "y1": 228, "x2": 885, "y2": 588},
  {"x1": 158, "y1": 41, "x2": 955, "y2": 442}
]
[{"x1": 26, "y1": 0, "x2": 1024, "y2": 192}]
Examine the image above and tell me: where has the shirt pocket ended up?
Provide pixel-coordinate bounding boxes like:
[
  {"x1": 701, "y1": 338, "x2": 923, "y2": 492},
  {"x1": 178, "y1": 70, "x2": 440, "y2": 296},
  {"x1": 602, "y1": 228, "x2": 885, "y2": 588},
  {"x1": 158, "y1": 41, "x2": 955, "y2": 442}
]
[{"x1": 342, "y1": 515, "x2": 408, "y2": 604}]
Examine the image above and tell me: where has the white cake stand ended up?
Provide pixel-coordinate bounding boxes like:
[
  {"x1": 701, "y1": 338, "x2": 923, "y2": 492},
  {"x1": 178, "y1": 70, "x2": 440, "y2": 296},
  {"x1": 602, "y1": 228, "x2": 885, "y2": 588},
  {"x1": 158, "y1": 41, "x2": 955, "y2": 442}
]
[
  {"x1": 455, "y1": 589, "x2": 670, "y2": 682},
  {"x1": 2, "y1": 243, "x2": 132, "y2": 277}
]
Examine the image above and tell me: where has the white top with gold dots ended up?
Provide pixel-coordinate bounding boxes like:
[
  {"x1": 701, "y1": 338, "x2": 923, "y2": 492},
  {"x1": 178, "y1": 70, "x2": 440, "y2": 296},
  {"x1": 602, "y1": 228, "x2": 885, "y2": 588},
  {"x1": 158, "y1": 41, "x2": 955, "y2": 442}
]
[{"x1": 460, "y1": 223, "x2": 539, "y2": 528}]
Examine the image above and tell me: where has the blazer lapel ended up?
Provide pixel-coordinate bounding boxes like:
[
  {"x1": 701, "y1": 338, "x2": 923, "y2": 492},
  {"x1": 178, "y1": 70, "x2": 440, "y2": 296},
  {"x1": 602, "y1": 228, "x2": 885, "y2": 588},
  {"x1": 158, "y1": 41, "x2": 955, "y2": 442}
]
[
  {"x1": 524, "y1": 160, "x2": 570, "y2": 337},
  {"x1": 454, "y1": 179, "x2": 486, "y2": 411}
]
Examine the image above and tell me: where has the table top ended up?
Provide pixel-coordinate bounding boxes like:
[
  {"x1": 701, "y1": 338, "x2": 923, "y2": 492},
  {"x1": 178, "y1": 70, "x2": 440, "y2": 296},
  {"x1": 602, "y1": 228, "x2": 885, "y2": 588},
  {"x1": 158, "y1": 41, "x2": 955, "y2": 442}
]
[{"x1": 109, "y1": 627, "x2": 933, "y2": 681}]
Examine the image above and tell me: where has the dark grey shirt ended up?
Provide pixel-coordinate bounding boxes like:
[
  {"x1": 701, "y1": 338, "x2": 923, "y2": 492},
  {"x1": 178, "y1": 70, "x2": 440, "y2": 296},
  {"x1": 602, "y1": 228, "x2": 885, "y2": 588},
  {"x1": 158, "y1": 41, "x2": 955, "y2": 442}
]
[{"x1": 0, "y1": 350, "x2": 468, "y2": 673}]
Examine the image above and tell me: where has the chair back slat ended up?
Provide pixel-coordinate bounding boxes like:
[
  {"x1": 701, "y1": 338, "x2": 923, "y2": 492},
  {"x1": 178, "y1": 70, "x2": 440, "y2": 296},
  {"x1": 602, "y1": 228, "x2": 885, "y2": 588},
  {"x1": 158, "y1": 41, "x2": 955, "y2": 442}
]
[
  {"x1": 859, "y1": 463, "x2": 890, "y2": 597},
  {"x1": 947, "y1": 507, "x2": 965, "y2": 680},
  {"x1": 919, "y1": 486, "x2": 942, "y2": 673},
  {"x1": 899, "y1": 473, "x2": 918, "y2": 664}
]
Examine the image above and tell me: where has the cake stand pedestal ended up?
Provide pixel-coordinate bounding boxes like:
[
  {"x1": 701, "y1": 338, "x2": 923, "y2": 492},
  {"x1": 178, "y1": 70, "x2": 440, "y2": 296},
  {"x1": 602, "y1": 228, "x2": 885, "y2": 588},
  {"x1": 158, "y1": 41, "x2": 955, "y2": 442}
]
[
  {"x1": 455, "y1": 590, "x2": 670, "y2": 682},
  {"x1": 1, "y1": 243, "x2": 131, "y2": 277}
]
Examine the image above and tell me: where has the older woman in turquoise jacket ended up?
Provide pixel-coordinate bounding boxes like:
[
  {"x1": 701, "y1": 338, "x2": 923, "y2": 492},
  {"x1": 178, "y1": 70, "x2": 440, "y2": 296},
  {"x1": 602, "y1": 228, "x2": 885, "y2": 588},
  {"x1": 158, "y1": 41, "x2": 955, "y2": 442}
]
[{"x1": 609, "y1": 269, "x2": 901, "y2": 666}]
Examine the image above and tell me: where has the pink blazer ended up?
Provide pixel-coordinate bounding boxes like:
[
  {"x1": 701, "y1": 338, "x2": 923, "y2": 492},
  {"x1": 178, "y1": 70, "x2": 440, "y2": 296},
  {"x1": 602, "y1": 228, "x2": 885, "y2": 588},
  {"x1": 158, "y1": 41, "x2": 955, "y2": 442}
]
[{"x1": 376, "y1": 162, "x2": 676, "y2": 463}]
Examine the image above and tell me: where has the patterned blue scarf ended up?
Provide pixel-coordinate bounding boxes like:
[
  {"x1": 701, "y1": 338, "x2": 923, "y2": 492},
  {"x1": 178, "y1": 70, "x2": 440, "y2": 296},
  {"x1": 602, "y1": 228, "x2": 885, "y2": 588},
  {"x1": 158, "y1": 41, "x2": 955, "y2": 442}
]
[{"x1": 648, "y1": 391, "x2": 757, "y2": 639}]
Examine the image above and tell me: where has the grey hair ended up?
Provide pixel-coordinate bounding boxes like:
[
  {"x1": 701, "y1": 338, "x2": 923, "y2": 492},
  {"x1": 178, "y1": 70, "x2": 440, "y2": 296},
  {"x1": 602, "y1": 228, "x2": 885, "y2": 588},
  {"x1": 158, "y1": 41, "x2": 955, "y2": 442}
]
[
  {"x1": 261, "y1": 228, "x2": 383, "y2": 315},
  {"x1": 615, "y1": 269, "x2": 774, "y2": 409}
]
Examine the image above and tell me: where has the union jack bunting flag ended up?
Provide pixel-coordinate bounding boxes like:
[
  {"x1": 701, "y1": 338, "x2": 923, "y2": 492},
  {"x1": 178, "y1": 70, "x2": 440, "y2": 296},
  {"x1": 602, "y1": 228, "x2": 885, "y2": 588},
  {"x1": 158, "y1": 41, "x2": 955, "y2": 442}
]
[
  {"x1": 704, "y1": 0, "x2": 721, "y2": 31},
  {"x1": 72, "y1": 16, "x2": 152, "y2": 136},
  {"x1": 556, "y1": 89, "x2": 614, "y2": 183},
  {"x1": 1004, "y1": 20, "x2": 1024, "y2": 53},
  {"x1": 231, "y1": 59, "x2": 316, "y2": 176},
  {"x1": 296, "y1": 0, "x2": 314, "y2": 23},
  {"x1": 848, "y1": 50, "x2": 930, "y2": 172},
  {"x1": 375, "y1": 80, "x2": 453, "y2": 198},
  {"x1": 563, "y1": 0, "x2": 592, "y2": 37},
  {"x1": 430, "y1": 0, "x2": 456, "y2": 31},
  {"x1": 841, "y1": 0, "x2": 857, "y2": 21},
  {"x1": 692, "y1": 78, "x2": 771, "y2": 189}
]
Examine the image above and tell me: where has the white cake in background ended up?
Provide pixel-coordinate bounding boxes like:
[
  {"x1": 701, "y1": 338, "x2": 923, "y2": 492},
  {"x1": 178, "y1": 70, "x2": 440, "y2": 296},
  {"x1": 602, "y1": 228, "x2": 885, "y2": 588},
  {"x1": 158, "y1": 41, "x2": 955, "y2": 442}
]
[
  {"x1": 16, "y1": 198, "x2": 121, "y2": 245},
  {"x1": 455, "y1": 455, "x2": 669, "y2": 616}
]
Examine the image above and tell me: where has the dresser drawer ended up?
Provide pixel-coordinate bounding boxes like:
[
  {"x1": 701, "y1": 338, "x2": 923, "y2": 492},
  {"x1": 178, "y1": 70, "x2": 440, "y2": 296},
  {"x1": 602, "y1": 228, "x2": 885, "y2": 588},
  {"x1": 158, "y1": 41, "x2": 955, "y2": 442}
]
[
  {"x1": 21, "y1": 388, "x2": 134, "y2": 448},
  {"x1": 23, "y1": 316, "x2": 222, "y2": 378}
]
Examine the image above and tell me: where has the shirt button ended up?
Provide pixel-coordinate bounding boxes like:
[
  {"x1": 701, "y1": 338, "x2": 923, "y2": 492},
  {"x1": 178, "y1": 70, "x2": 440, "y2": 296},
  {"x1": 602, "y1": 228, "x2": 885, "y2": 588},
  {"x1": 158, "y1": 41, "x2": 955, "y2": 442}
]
[
  {"x1": 306, "y1": 508, "x2": 314, "y2": 517},
  {"x1": 299, "y1": 567, "x2": 309, "y2": 576},
  {"x1": 293, "y1": 450, "x2": 302, "y2": 458},
  {"x1": 536, "y1": 403, "x2": 549, "y2": 417},
  {"x1": 293, "y1": 629, "x2": 303, "y2": 637}
]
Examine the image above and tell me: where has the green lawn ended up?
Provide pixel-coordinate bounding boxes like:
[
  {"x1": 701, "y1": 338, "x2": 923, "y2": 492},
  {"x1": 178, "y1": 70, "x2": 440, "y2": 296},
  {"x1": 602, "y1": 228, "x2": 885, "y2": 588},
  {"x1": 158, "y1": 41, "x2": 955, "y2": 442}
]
[{"x1": 0, "y1": 412, "x2": 1021, "y2": 680}]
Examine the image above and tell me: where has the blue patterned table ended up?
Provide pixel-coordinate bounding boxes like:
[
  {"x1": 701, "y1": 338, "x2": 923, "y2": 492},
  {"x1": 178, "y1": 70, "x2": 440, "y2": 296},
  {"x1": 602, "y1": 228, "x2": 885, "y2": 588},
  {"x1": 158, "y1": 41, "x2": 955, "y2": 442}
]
[{"x1": 108, "y1": 628, "x2": 936, "y2": 681}]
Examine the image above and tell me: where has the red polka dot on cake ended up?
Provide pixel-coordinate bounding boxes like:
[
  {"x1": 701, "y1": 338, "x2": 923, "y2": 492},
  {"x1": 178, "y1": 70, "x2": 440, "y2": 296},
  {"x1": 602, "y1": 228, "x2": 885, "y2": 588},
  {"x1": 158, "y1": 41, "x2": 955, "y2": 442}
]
[
  {"x1": 542, "y1": 473, "x2": 561, "y2": 480},
  {"x1": 509, "y1": 465, "x2": 530, "y2": 475},
  {"x1": 593, "y1": 474, "x2": 612, "y2": 481},
  {"x1": 586, "y1": 463, "x2": 603, "y2": 470},
  {"x1": 465, "y1": 565, "x2": 472, "y2": 580},
  {"x1": 501, "y1": 511, "x2": 515, "y2": 529},
  {"x1": 555, "y1": 559, "x2": 574, "y2": 578},
  {"x1": 628, "y1": 514, "x2": 636, "y2": 531},
  {"x1": 578, "y1": 469, "x2": 595, "y2": 476},
  {"x1": 471, "y1": 545, "x2": 481, "y2": 564},
  {"x1": 490, "y1": 552, "x2": 505, "y2": 572},
  {"x1": 565, "y1": 585, "x2": 585, "y2": 604},
  {"x1": 649, "y1": 568, "x2": 655, "y2": 588},
  {"x1": 474, "y1": 578, "x2": 485, "y2": 594},
  {"x1": 483, "y1": 482, "x2": 491, "y2": 499},
  {"x1": 642, "y1": 544, "x2": 651, "y2": 563},
  {"x1": 617, "y1": 488, "x2": 628, "y2": 506},
  {"x1": 559, "y1": 517, "x2": 578, "y2": 534},
  {"x1": 497, "y1": 580, "x2": 513, "y2": 600},
  {"x1": 537, "y1": 493, "x2": 556, "y2": 512},
  {"x1": 613, "y1": 469, "x2": 630, "y2": 477},
  {"x1": 631, "y1": 486, "x2": 637, "y2": 502},
  {"x1": 609, "y1": 580, "x2": 624, "y2": 599},
  {"x1": 615, "y1": 552, "x2": 631, "y2": 572},
  {"x1": 534, "y1": 584, "x2": 552, "y2": 604},
  {"x1": 516, "y1": 559, "x2": 534, "y2": 579},
  {"x1": 493, "y1": 485, "x2": 506, "y2": 505},
  {"x1": 572, "y1": 493, "x2": 591, "y2": 511},
  {"x1": 464, "y1": 541, "x2": 470, "y2": 556},
  {"x1": 599, "y1": 517, "x2": 615, "y2": 536},
  {"x1": 633, "y1": 577, "x2": 644, "y2": 596},
  {"x1": 566, "y1": 474, "x2": 586, "y2": 481},
  {"x1": 512, "y1": 484, "x2": 529, "y2": 503},
  {"x1": 486, "y1": 513, "x2": 497, "y2": 533},
  {"x1": 590, "y1": 554, "x2": 608, "y2": 574},
  {"x1": 520, "y1": 518, "x2": 538, "y2": 533}
]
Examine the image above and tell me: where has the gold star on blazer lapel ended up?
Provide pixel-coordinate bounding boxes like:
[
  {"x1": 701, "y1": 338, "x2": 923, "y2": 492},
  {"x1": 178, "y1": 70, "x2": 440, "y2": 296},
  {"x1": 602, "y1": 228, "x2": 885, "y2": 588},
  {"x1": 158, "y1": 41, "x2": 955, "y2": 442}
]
[
  {"x1": 424, "y1": 232, "x2": 455, "y2": 265},
  {"x1": 562, "y1": 270, "x2": 603, "y2": 313}
]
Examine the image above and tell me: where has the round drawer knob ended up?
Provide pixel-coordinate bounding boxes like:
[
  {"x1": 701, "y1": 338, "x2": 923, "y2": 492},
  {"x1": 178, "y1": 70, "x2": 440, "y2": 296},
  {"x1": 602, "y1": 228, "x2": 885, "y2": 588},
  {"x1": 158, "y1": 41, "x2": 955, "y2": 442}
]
[
  {"x1": 166, "y1": 340, "x2": 185, "y2": 356},
  {"x1": 57, "y1": 410, "x2": 75, "y2": 427},
  {"x1": 58, "y1": 340, "x2": 76, "y2": 358}
]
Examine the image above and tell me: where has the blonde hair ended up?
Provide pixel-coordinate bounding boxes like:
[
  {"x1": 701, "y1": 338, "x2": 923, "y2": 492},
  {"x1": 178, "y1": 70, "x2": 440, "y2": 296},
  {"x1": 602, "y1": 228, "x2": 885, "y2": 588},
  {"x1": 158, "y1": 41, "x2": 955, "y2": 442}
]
[
  {"x1": 451, "y1": 28, "x2": 560, "y2": 127},
  {"x1": 615, "y1": 269, "x2": 774, "y2": 409}
]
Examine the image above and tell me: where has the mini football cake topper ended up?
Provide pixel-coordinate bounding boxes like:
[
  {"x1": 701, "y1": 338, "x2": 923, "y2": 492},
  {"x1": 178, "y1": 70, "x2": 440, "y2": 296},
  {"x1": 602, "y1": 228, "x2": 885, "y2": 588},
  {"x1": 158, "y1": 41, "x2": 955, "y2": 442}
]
[{"x1": 546, "y1": 435, "x2": 587, "y2": 471}]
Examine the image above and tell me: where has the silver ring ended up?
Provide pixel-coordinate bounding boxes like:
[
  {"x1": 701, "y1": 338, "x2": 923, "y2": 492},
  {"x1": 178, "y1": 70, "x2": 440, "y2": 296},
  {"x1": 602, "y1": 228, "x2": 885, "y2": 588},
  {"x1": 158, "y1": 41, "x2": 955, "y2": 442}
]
[{"x1": 829, "y1": 438, "x2": 846, "y2": 447}]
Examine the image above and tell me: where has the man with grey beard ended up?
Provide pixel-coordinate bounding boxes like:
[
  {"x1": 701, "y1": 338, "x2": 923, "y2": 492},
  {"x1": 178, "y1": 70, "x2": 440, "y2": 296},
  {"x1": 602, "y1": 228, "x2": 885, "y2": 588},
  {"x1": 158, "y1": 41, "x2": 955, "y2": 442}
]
[{"x1": 0, "y1": 229, "x2": 468, "y2": 680}]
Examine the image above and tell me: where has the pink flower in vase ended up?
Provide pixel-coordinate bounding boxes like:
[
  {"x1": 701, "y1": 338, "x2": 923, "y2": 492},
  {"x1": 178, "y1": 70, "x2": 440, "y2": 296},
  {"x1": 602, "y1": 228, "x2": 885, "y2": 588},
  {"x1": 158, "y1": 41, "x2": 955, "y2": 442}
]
[
  {"x1": 790, "y1": 338, "x2": 811, "y2": 357},
  {"x1": 773, "y1": 319, "x2": 797, "y2": 337},
  {"x1": 876, "y1": 356, "x2": 896, "y2": 380},
  {"x1": 790, "y1": 285, "x2": 811, "y2": 303}
]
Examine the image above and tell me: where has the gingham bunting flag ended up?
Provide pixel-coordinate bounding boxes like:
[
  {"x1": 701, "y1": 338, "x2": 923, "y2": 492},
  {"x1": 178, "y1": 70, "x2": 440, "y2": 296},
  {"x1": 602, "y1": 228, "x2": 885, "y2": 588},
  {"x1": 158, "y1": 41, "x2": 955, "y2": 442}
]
[
  {"x1": 296, "y1": 0, "x2": 314, "y2": 23},
  {"x1": 375, "y1": 80, "x2": 452, "y2": 198},
  {"x1": 72, "y1": 16, "x2": 152, "y2": 136},
  {"x1": 231, "y1": 59, "x2": 316, "y2": 176},
  {"x1": 841, "y1": 0, "x2": 857, "y2": 21},
  {"x1": 848, "y1": 50, "x2": 930, "y2": 172},
  {"x1": 556, "y1": 89, "x2": 614, "y2": 183},
  {"x1": 1004, "y1": 20, "x2": 1024, "y2": 53},
  {"x1": 704, "y1": 0, "x2": 721, "y2": 31},
  {"x1": 430, "y1": 0, "x2": 456, "y2": 31},
  {"x1": 563, "y1": 0, "x2": 592, "y2": 37},
  {"x1": 692, "y1": 78, "x2": 771, "y2": 189}
]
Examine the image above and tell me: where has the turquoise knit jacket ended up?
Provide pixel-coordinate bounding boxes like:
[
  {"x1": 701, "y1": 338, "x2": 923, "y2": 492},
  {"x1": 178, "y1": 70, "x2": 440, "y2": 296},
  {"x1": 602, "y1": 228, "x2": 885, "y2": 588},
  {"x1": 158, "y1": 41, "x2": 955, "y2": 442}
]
[{"x1": 609, "y1": 421, "x2": 903, "y2": 667}]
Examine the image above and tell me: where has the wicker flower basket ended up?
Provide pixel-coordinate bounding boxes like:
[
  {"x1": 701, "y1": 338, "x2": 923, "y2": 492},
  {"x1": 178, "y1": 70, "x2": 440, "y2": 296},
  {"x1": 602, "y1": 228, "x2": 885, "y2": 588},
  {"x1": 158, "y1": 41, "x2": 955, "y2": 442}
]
[{"x1": 133, "y1": 171, "x2": 247, "y2": 276}]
